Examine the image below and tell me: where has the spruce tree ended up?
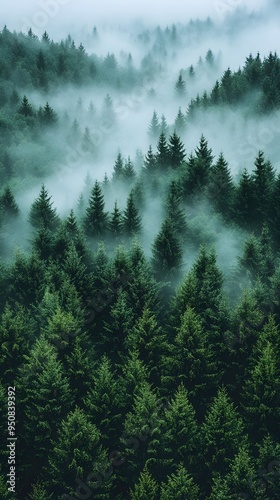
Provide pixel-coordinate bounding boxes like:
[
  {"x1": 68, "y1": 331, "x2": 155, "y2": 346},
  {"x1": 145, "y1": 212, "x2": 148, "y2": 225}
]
[
  {"x1": 156, "y1": 132, "x2": 170, "y2": 171},
  {"x1": 29, "y1": 185, "x2": 60, "y2": 231},
  {"x1": 112, "y1": 152, "x2": 124, "y2": 182},
  {"x1": 122, "y1": 192, "x2": 142, "y2": 236},
  {"x1": 130, "y1": 466, "x2": 159, "y2": 500},
  {"x1": 175, "y1": 73, "x2": 186, "y2": 99},
  {"x1": 201, "y1": 387, "x2": 247, "y2": 483},
  {"x1": 109, "y1": 201, "x2": 123, "y2": 238},
  {"x1": 152, "y1": 218, "x2": 182, "y2": 279},
  {"x1": 160, "y1": 464, "x2": 200, "y2": 500},
  {"x1": 83, "y1": 180, "x2": 108, "y2": 237},
  {"x1": 148, "y1": 111, "x2": 160, "y2": 140},
  {"x1": 207, "y1": 152, "x2": 235, "y2": 217},
  {"x1": 84, "y1": 356, "x2": 123, "y2": 446},
  {"x1": 47, "y1": 407, "x2": 112, "y2": 498},
  {"x1": 168, "y1": 131, "x2": 186, "y2": 169},
  {"x1": 148, "y1": 384, "x2": 198, "y2": 480}
]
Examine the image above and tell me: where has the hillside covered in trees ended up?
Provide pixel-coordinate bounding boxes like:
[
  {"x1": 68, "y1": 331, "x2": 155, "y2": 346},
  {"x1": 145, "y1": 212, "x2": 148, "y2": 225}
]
[{"x1": 1, "y1": 3, "x2": 280, "y2": 499}]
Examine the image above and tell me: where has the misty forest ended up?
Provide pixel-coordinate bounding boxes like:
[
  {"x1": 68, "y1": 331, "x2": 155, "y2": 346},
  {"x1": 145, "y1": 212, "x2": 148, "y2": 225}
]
[{"x1": 1, "y1": 3, "x2": 280, "y2": 500}]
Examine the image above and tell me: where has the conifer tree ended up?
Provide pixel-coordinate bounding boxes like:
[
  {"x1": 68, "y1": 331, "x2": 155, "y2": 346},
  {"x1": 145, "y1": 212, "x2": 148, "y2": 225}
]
[
  {"x1": 149, "y1": 384, "x2": 198, "y2": 479},
  {"x1": 130, "y1": 465, "x2": 159, "y2": 500},
  {"x1": 112, "y1": 152, "x2": 124, "y2": 182},
  {"x1": 29, "y1": 185, "x2": 60, "y2": 231},
  {"x1": 123, "y1": 156, "x2": 136, "y2": 183},
  {"x1": 109, "y1": 201, "x2": 123, "y2": 238},
  {"x1": 148, "y1": 111, "x2": 160, "y2": 140},
  {"x1": 144, "y1": 145, "x2": 156, "y2": 175},
  {"x1": 168, "y1": 131, "x2": 186, "y2": 168},
  {"x1": 125, "y1": 307, "x2": 167, "y2": 385},
  {"x1": 242, "y1": 341, "x2": 280, "y2": 440},
  {"x1": 209, "y1": 447, "x2": 266, "y2": 500},
  {"x1": 175, "y1": 72, "x2": 186, "y2": 99},
  {"x1": 122, "y1": 192, "x2": 142, "y2": 236},
  {"x1": 156, "y1": 132, "x2": 170, "y2": 170},
  {"x1": 0, "y1": 186, "x2": 20, "y2": 223},
  {"x1": 83, "y1": 180, "x2": 108, "y2": 237},
  {"x1": 160, "y1": 464, "x2": 200, "y2": 500},
  {"x1": 47, "y1": 407, "x2": 112, "y2": 498},
  {"x1": 18, "y1": 95, "x2": 33, "y2": 117},
  {"x1": 17, "y1": 337, "x2": 71, "y2": 490},
  {"x1": 174, "y1": 107, "x2": 186, "y2": 134},
  {"x1": 84, "y1": 356, "x2": 123, "y2": 446},
  {"x1": 201, "y1": 387, "x2": 247, "y2": 481},
  {"x1": 152, "y1": 218, "x2": 182, "y2": 279},
  {"x1": 234, "y1": 169, "x2": 255, "y2": 228},
  {"x1": 165, "y1": 180, "x2": 188, "y2": 237},
  {"x1": 207, "y1": 152, "x2": 235, "y2": 217}
]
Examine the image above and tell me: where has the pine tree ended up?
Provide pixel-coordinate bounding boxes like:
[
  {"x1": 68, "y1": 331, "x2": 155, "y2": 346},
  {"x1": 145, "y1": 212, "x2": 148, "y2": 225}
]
[
  {"x1": 269, "y1": 174, "x2": 280, "y2": 245},
  {"x1": 185, "y1": 135, "x2": 213, "y2": 196},
  {"x1": 39, "y1": 102, "x2": 58, "y2": 126},
  {"x1": 130, "y1": 465, "x2": 159, "y2": 500},
  {"x1": 148, "y1": 111, "x2": 160, "y2": 140},
  {"x1": 168, "y1": 132, "x2": 186, "y2": 169},
  {"x1": 144, "y1": 145, "x2": 157, "y2": 175},
  {"x1": 83, "y1": 181, "x2": 108, "y2": 237},
  {"x1": 0, "y1": 304, "x2": 35, "y2": 384},
  {"x1": 123, "y1": 156, "x2": 136, "y2": 183},
  {"x1": 125, "y1": 307, "x2": 168, "y2": 385},
  {"x1": 122, "y1": 192, "x2": 142, "y2": 236},
  {"x1": 29, "y1": 185, "x2": 60, "y2": 231},
  {"x1": 84, "y1": 356, "x2": 123, "y2": 446},
  {"x1": 242, "y1": 341, "x2": 280, "y2": 440},
  {"x1": 234, "y1": 169, "x2": 255, "y2": 229},
  {"x1": 163, "y1": 307, "x2": 218, "y2": 419},
  {"x1": 252, "y1": 150, "x2": 275, "y2": 226},
  {"x1": 121, "y1": 382, "x2": 162, "y2": 485},
  {"x1": 81, "y1": 126, "x2": 94, "y2": 154},
  {"x1": 18, "y1": 95, "x2": 33, "y2": 117},
  {"x1": 109, "y1": 201, "x2": 123, "y2": 237},
  {"x1": 165, "y1": 180, "x2": 188, "y2": 237},
  {"x1": 201, "y1": 387, "x2": 247, "y2": 481},
  {"x1": 175, "y1": 73, "x2": 186, "y2": 99},
  {"x1": 209, "y1": 447, "x2": 266, "y2": 500},
  {"x1": 119, "y1": 351, "x2": 149, "y2": 411},
  {"x1": 160, "y1": 464, "x2": 200, "y2": 500},
  {"x1": 174, "y1": 107, "x2": 186, "y2": 134},
  {"x1": 148, "y1": 384, "x2": 198, "y2": 479},
  {"x1": 17, "y1": 337, "x2": 71, "y2": 491},
  {"x1": 156, "y1": 132, "x2": 170, "y2": 171},
  {"x1": 112, "y1": 152, "x2": 124, "y2": 182},
  {"x1": 101, "y1": 289, "x2": 134, "y2": 365},
  {"x1": 160, "y1": 114, "x2": 168, "y2": 135},
  {"x1": 0, "y1": 186, "x2": 20, "y2": 223},
  {"x1": 152, "y1": 218, "x2": 182, "y2": 279},
  {"x1": 207, "y1": 153, "x2": 235, "y2": 217},
  {"x1": 47, "y1": 407, "x2": 112, "y2": 498}
]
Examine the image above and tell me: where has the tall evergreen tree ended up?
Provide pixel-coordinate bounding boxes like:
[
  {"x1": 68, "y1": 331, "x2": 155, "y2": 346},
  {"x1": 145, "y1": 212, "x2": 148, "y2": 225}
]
[
  {"x1": 175, "y1": 73, "x2": 187, "y2": 99},
  {"x1": 83, "y1": 181, "x2": 108, "y2": 237},
  {"x1": 152, "y1": 218, "x2": 182, "y2": 279},
  {"x1": 29, "y1": 185, "x2": 60, "y2": 231},
  {"x1": 47, "y1": 407, "x2": 112, "y2": 498},
  {"x1": 207, "y1": 152, "x2": 235, "y2": 217},
  {"x1": 160, "y1": 464, "x2": 200, "y2": 500},
  {"x1": 122, "y1": 192, "x2": 142, "y2": 236},
  {"x1": 168, "y1": 132, "x2": 186, "y2": 169},
  {"x1": 156, "y1": 132, "x2": 170, "y2": 171}
]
